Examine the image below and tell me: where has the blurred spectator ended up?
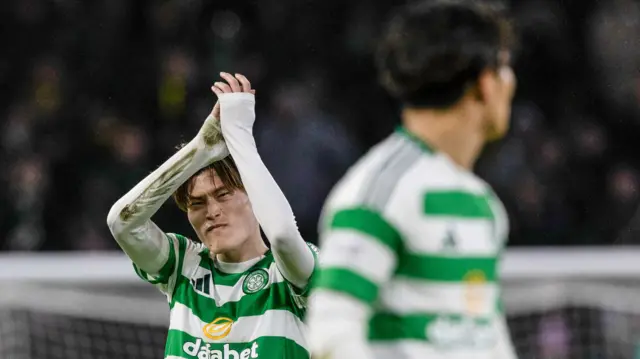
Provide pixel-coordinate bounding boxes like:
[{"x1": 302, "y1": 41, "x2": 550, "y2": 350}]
[
  {"x1": 588, "y1": 0, "x2": 640, "y2": 122},
  {"x1": 257, "y1": 80, "x2": 359, "y2": 240},
  {"x1": 4, "y1": 155, "x2": 49, "y2": 251}
]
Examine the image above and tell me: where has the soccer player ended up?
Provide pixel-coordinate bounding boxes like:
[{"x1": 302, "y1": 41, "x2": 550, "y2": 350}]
[
  {"x1": 107, "y1": 73, "x2": 317, "y2": 359},
  {"x1": 306, "y1": 1, "x2": 518, "y2": 358}
]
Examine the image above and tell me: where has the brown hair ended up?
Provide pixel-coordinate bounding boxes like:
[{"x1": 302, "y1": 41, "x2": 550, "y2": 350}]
[{"x1": 173, "y1": 155, "x2": 244, "y2": 212}]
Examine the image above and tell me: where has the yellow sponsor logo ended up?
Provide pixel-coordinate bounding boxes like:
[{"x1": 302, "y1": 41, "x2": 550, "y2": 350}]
[
  {"x1": 463, "y1": 270, "x2": 487, "y2": 315},
  {"x1": 203, "y1": 317, "x2": 233, "y2": 340}
]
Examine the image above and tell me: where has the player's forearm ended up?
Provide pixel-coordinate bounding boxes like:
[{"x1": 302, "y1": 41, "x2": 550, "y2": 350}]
[
  {"x1": 219, "y1": 93, "x2": 314, "y2": 288},
  {"x1": 107, "y1": 117, "x2": 228, "y2": 272},
  {"x1": 307, "y1": 291, "x2": 374, "y2": 359}
]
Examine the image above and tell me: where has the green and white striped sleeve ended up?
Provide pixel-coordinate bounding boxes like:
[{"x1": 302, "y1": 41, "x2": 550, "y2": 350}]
[
  {"x1": 130, "y1": 233, "x2": 186, "y2": 293},
  {"x1": 131, "y1": 233, "x2": 178, "y2": 287},
  {"x1": 314, "y1": 207, "x2": 401, "y2": 304},
  {"x1": 132, "y1": 233, "x2": 202, "y2": 300},
  {"x1": 307, "y1": 207, "x2": 402, "y2": 359}
]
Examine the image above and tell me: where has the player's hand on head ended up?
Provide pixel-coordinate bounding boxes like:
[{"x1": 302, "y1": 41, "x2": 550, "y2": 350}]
[{"x1": 211, "y1": 72, "x2": 256, "y2": 96}]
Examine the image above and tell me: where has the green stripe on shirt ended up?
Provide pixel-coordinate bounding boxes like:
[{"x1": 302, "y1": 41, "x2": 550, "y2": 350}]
[
  {"x1": 171, "y1": 277, "x2": 305, "y2": 323},
  {"x1": 329, "y1": 207, "x2": 402, "y2": 253},
  {"x1": 313, "y1": 267, "x2": 379, "y2": 304},
  {"x1": 396, "y1": 254, "x2": 498, "y2": 282},
  {"x1": 369, "y1": 312, "x2": 497, "y2": 345}
]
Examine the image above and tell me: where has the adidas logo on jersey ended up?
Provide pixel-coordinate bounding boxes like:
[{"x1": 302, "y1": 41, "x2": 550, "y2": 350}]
[
  {"x1": 183, "y1": 339, "x2": 259, "y2": 359},
  {"x1": 190, "y1": 273, "x2": 212, "y2": 296}
]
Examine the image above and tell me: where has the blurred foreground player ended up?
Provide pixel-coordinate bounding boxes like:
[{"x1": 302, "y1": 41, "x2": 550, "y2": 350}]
[
  {"x1": 107, "y1": 73, "x2": 317, "y2": 359},
  {"x1": 307, "y1": 1, "x2": 518, "y2": 358}
]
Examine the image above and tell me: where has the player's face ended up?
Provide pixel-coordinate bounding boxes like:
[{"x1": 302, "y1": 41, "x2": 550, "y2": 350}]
[
  {"x1": 483, "y1": 54, "x2": 516, "y2": 142},
  {"x1": 186, "y1": 170, "x2": 260, "y2": 256}
]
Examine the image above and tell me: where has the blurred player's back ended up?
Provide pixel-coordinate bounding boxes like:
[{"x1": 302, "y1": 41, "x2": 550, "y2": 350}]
[
  {"x1": 313, "y1": 127, "x2": 514, "y2": 358},
  {"x1": 307, "y1": 0, "x2": 518, "y2": 358}
]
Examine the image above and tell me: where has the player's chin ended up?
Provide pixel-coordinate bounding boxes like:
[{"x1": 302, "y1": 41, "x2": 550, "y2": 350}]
[{"x1": 205, "y1": 229, "x2": 237, "y2": 252}]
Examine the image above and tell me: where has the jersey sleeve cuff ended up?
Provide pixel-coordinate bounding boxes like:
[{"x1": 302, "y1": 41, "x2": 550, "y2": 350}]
[{"x1": 132, "y1": 233, "x2": 178, "y2": 285}]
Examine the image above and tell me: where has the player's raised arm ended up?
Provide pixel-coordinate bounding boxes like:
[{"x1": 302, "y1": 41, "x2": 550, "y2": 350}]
[
  {"x1": 106, "y1": 108, "x2": 229, "y2": 276},
  {"x1": 212, "y1": 72, "x2": 315, "y2": 291},
  {"x1": 307, "y1": 206, "x2": 401, "y2": 359}
]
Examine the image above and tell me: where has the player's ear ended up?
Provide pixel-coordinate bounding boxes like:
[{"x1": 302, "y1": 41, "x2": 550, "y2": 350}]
[
  {"x1": 474, "y1": 69, "x2": 499, "y2": 105},
  {"x1": 498, "y1": 66, "x2": 517, "y2": 96}
]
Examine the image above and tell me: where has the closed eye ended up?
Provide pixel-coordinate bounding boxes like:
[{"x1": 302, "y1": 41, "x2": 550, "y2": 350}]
[
  {"x1": 188, "y1": 198, "x2": 205, "y2": 207},
  {"x1": 216, "y1": 191, "x2": 231, "y2": 200}
]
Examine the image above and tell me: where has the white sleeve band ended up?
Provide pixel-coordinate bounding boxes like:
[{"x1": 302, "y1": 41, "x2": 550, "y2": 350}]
[
  {"x1": 106, "y1": 116, "x2": 229, "y2": 274},
  {"x1": 219, "y1": 93, "x2": 315, "y2": 289}
]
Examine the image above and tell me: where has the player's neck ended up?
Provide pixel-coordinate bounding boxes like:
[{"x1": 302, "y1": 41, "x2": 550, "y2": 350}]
[
  {"x1": 402, "y1": 106, "x2": 484, "y2": 170},
  {"x1": 214, "y1": 232, "x2": 268, "y2": 263}
]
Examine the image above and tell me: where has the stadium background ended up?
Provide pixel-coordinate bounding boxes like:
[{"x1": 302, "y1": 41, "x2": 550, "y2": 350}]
[{"x1": 1, "y1": 0, "x2": 640, "y2": 358}]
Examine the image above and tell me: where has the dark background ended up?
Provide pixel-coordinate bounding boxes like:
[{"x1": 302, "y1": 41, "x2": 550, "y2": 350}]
[{"x1": 1, "y1": 0, "x2": 639, "y2": 252}]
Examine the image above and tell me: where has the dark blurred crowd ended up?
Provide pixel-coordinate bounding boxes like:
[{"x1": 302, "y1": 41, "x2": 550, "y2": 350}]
[{"x1": 0, "y1": 0, "x2": 639, "y2": 251}]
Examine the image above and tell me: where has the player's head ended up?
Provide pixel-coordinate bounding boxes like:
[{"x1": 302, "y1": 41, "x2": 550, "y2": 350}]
[
  {"x1": 376, "y1": 0, "x2": 516, "y2": 141},
  {"x1": 173, "y1": 156, "x2": 262, "y2": 259}
]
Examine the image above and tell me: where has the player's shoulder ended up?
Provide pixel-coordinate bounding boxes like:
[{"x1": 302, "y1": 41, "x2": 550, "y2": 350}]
[
  {"x1": 325, "y1": 130, "x2": 440, "y2": 211},
  {"x1": 384, "y1": 156, "x2": 493, "y2": 216},
  {"x1": 166, "y1": 233, "x2": 207, "y2": 256},
  {"x1": 165, "y1": 232, "x2": 189, "y2": 246},
  {"x1": 166, "y1": 232, "x2": 187, "y2": 244},
  {"x1": 165, "y1": 233, "x2": 210, "y2": 279},
  {"x1": 388, "y1": 127, "x2": 492, "y2": 194},
  {"x1": 323, "y1": 127, "x2": 493, "y2": 220}
]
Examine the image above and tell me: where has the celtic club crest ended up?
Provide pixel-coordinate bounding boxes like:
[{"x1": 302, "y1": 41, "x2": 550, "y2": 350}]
[{"x1": 242, "y1": 269, "x2": 269, "y2": 294}]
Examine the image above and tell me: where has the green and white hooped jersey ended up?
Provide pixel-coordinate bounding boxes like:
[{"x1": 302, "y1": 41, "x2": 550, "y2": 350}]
[
  {"x1": 133, "y1": 234, "x2": 318, "y2": 359},
  {"x1": 314, "y1": 127, "x2": 515, "y2": 359}
]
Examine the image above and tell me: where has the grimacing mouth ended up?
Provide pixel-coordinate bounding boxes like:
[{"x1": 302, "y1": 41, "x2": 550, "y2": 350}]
[{"x1": 205, "y1": 223, "x2": 228, "y2": 233}]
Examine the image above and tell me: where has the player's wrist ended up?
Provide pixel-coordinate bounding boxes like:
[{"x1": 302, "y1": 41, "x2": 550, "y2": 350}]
[
  {"x1": 218, "y1": 92, "x2": 255, "y2": 104},
  {"x1": 193, "y1": 114, "x2": 230, "y2": 161},
  {"x1": 196, "y1": 114, "x2": 224, "y2": 146},
  {"x1": 219, "y1": 93, "x2": 256, "y2": 131}
]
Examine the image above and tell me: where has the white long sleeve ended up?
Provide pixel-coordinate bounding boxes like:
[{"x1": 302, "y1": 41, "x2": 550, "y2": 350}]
[
  {"x1": 106, "y1": 115, "x2": 229, "y2": 275},
  {"x1": 218, "y1": 93, "x2": 315, "y2": 289}
]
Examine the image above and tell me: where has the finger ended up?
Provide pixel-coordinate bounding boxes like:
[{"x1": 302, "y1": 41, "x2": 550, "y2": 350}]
[
  {"x1": 234, "y1": 73, "x2": 252, "y2": 93},
  {"x1": 250, "y1": 89, "x2": 256, "y2": 95},
  {"x1": 214, "y1": 81, "x2": 232, "y2": 93},
  {"x1": 212, "y1": 102, "x2": 220, "y2": 119},
  {"x1": 211, "y1": 85, "x2": 223, "y2": 97},
  {"x1": 220, "y1": 72, "x2": 241, "y2": 92}
]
